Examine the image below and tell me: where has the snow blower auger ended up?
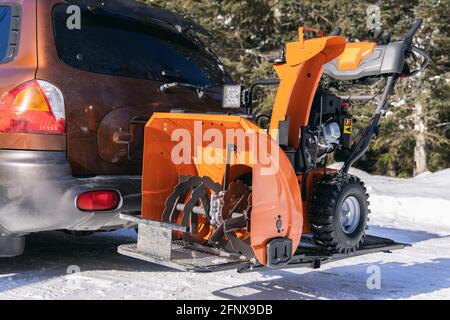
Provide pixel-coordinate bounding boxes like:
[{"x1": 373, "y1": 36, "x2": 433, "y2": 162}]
[{"x1": 119, "y1": 21, "x2": 428, "y2": 272}]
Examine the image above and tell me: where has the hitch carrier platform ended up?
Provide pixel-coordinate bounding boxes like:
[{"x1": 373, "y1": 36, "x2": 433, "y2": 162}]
[{"x1": 118, "y1": 213, "x2": 408, "y2": 273}]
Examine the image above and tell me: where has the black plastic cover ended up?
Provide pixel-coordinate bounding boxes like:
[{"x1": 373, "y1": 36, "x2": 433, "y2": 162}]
[{"x1": 266, "y1": 237, "x2": 293, "y2": 267}]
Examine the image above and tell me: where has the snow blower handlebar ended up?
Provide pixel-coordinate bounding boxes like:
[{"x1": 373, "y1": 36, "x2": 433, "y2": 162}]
[
  {"x1": 406, "y1": 46, "x2": 429, "y2": 77},
  {"x1": 404, "y1": 19, "x2": 422, "y2": 50},
  {"x1": 341, "y1": 20, "x2": 429, "y2": 173},
  {"x1": 402, "y1": 19, "x2": 430, "y2": 78},
  {"x1": 341, "y1": 75, "x2": 397, "y2": 174}
]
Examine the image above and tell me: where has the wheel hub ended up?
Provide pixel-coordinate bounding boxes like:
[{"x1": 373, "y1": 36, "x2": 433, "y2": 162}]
[{"x1": 339, "y1": 196, "x2": 361, "y2": 234}]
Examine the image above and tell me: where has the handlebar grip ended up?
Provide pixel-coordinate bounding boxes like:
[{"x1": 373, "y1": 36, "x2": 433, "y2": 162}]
[
  {"x1": 404, "y1": 19, "x2": 422, "y2": 45},
  {"x1": 330, "y1": 27, "x2": 342, "y2": 36}
]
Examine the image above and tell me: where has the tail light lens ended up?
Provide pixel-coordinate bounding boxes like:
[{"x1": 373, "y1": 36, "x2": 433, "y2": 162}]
[
  {"x1": 76, "y1": 190, "x2": 121, "y2": 212},
  {"x1": 0, "y1": 80, "x2": 65, "y2": 134}
]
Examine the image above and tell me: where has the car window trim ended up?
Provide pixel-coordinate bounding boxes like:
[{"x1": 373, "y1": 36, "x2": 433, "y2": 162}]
[{"x1": 0, "y1": 3, "x2": 21, "y2": 64}]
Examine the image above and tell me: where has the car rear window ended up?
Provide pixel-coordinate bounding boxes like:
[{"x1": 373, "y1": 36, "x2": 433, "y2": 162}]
[
  {"x1": 0, "y1": 6, "x2": 12, "y2": 62},
  {"x1": 0, "y1": 5, "x2": 19, "y2": 63},
  {"x1": 53, "y1": 5, "x2": 230, "y2": 86}
]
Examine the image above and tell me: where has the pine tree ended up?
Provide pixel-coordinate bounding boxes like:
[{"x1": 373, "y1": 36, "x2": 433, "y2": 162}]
[{"x1": 138, "y1": 0, "x2": 449, "y2": 176}]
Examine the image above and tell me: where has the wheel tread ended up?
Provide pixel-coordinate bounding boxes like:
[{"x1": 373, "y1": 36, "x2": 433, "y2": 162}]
[{"x1": 309, "y1": 173, "x2": 369, "y2": 253}]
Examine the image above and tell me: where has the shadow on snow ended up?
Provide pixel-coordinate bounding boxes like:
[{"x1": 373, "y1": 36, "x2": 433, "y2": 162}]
[{"x1": 0, "y1": 225, "x2": 448, "y2": 298}]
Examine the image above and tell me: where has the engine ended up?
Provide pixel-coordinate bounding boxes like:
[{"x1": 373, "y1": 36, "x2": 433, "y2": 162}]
[{"x1": 305, "y1": 91, "x2": 353, "y2": 164}]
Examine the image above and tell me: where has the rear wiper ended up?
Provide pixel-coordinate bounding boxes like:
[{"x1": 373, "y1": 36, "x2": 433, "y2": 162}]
[{"x1": 159, "y1": 82, "x2": 213, "y2": 98}]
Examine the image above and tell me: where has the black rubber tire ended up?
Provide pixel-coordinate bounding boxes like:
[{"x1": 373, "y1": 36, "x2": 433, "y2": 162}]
[{"x1": 310, "y1": 174, "x2": 370, "y2": 254}]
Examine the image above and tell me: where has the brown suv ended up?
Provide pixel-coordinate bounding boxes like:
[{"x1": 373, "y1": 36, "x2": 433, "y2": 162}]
[{"x1": 0, "y1": 0, "x2": 232, "y2": 256}]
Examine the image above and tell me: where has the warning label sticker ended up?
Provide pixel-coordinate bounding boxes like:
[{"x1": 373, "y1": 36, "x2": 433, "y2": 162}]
[{"x1": 344, "y1": 118, "x2": 353, "y2": 134}]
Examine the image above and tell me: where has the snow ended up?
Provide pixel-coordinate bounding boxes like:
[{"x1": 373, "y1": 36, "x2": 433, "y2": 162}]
[
  {"x1": 329, "y1": 164, "x2": 450, "y2": 232},
  {"x1": 1, "y1": 168, "x2": 450, "y2": 300}
]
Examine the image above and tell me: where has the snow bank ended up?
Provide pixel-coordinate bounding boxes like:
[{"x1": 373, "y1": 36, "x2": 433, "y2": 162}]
[
  {"x1": 328, "y1": 164, "x2": 450, "y2": 232},
  {"x1": 369, "y1": 195, "x2": 450, "y2": 230}
]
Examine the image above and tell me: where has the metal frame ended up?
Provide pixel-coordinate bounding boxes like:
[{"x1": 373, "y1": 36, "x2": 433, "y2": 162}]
[
  {"x1": 237, "y1": 234, "x2": 408, "y2": 273},
  {"x1": 341, "y1": 75, "x2": 397, "y2": 173},
  {"x1": 245, "y1": 79, "x2": 280, "y2": 115},
  {"x1": 117, "y1": 214, "x2": 408, "y2": 273}
]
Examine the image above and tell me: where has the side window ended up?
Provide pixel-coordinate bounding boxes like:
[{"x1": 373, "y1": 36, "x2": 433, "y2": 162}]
[
  {"x1": 0, "y1": 5, "x2": 20, "y2": 64},
  {"x1": 53, "y1": 5, "x2": 228, "y2": 86}
]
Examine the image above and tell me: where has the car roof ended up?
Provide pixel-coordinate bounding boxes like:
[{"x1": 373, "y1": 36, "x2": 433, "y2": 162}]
[{"x1": 63, "y1": 0, "x2": 211, "y2": 36}]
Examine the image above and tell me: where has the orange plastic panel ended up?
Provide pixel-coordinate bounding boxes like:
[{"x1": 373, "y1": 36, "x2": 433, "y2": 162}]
[
  {"x1": 337, "y1": 42, "x2": 376, "y2": 70},
  {"x1": 269, "y1": 29, "x2": 346, "y2": 149},
  {"x1": 140, "y1": 29, "x2": 348, "y2": 266},
  {"x1": 141, "y1": 113, "x2": 303, "y2": 265},
  {"x1": 251, "y1": 144, "x2": 303, "y2": 264}
]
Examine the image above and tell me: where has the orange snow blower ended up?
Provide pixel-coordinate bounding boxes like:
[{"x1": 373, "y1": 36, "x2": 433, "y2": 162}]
[{"x1": 119, "y1": 21, "x2": 428, "y2": 272}]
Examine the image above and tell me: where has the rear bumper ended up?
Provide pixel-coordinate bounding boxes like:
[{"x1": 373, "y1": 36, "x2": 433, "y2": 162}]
[{"x1": 0, "y1": 150, "x2": 141, "y2": 235}]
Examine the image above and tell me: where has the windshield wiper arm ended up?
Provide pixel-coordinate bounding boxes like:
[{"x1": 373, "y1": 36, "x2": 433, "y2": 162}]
[{"x1": 160, "y1": 82, "x2": 211, "y2": 95}]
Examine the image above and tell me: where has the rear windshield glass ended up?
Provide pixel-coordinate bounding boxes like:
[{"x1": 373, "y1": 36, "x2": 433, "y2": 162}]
[
  {"x1": 0, "y1": 6, "x2": 12, "y2": 62},
  {"x1": 53, "y1": 5, "x2": 230, "y2": 86}
]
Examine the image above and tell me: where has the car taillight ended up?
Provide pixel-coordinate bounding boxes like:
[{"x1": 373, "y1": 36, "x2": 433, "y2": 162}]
[
  {"x1": 0, "y1": 80, "x2": 65, "y2": 134},
  {"x1": 76, "y1": 190, "x2": 121, "y2": 212}
]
